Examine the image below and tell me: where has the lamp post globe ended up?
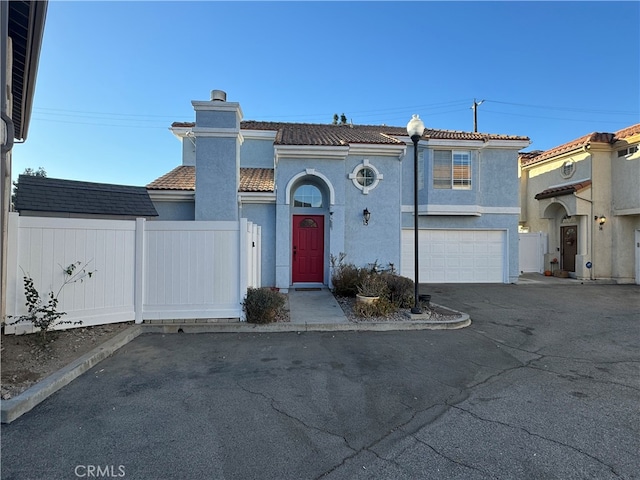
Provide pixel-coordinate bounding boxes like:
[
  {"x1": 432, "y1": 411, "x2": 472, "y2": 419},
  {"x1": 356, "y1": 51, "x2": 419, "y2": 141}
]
[{"x1": 407, "y1": 114, "x2": 424, "y2": 314}]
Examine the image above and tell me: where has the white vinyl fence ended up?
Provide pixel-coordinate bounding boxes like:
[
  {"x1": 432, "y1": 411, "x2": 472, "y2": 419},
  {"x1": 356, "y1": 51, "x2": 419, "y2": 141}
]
[
  {"x1": 4, "y1": 214, "x2": 261, "y2": 334},
  {"x1": 518, "y1": 232, "x2": 548, "y2": 274}
]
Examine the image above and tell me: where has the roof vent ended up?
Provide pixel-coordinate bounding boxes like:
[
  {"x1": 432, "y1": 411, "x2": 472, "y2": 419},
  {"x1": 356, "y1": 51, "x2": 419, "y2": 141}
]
[{"x1": 210, "y1": 90, "x2": 227, "y2": 102}]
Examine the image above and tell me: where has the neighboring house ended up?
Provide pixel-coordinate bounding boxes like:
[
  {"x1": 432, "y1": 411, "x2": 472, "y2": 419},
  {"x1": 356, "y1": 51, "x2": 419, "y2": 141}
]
[
  {"x1": 13, "y1": 175, "x2": 158, "y2": 219},
  {"x1": 519, "y1": 124, "x2": 640, "y2": 284},
  {"x1": 148, "y1": 90, "x2": 530, "y2": 290},
  {"x1": 1, "y1": 0, "x2": 48, "y2": 322}
]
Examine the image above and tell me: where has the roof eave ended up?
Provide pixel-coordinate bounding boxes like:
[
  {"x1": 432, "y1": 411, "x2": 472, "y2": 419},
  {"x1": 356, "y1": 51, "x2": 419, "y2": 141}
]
[{"x1": 11, "y1": 0, "x2": 48, "y2": 141}]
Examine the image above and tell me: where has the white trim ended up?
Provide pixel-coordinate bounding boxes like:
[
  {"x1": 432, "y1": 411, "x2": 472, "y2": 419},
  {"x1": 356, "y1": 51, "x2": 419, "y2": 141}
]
[
  {"x1": 191, "y1": 101, "x2": 243, "y2": 117},
  {"x1": 348, "y1": 144, "x2": 407, "y2": 158},
  {"x1": 276, "y1": 145, "x2": 349, "y2": 161},
  {"x1": 401, "y1": 204, "x2": 521, "y2": 216},
  {"x1": 169, "y1": 126, "x2": 193, "y2": 140},
  {"x1": 241, "y1": 129, "x2": 278, "y2": 140},
  {"x1": 148, "y1": 191, "x2": 194, "y2": 202},
  {"x1": 484, "y1": 139, "x2": 531, "y2": 149},
  {"x1": 426, "y1": 139, "x2": 486, "y2": 148},
  {"x1": 239, "y1": 192, "x2": 277, "y2": 204},
  {"x1": 192, "y1": 126, "x2": 241, "y2": 138},
  {"x1": 614, "y1": 207, "x2": 640, "y2": 216},
  {"x1": 285, "y1": 169, "x2": 336, "y2": 205}
]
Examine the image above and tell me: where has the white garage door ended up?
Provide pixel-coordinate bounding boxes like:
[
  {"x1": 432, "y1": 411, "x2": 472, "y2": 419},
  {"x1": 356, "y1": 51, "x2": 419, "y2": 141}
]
[{"x1": 401, "y1": 229, "x2": 505, "y2": 283}]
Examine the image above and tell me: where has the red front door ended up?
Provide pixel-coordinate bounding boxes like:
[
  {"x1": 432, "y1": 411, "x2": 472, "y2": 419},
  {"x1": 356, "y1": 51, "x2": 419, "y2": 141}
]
[{"x1": 292, "y1": 215, "x2": 324, "y2": 283}]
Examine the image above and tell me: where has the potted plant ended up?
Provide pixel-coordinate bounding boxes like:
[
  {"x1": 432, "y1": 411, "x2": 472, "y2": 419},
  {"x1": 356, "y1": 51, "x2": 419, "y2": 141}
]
[
  {"x1": 356, "y1": 273, "x2": 388, "y2": 304},
  {"x1": 545, "y1": 257, "x2": 558, "y2": 276}
]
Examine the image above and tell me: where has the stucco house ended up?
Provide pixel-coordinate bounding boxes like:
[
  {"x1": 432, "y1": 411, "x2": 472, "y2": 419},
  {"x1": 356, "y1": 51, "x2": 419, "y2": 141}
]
[
  {"x1": 147, "y1": 90, "x2": 531, "y2": 291},
  {"x1": 519, "y1": 124, "x2": 640, "y2": 284}
]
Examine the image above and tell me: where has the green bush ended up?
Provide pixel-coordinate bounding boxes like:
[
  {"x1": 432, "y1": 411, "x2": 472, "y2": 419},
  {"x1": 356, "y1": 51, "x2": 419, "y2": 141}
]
[
  {"x1": 331, "y1": 263, "x2": 365, "y2": 297},
  {"x1": 380, "y1": 273, "x2": 415, "y2": 308},
  {"x1": 243, "y1": 287, "x2": 286, "y2": 324}
]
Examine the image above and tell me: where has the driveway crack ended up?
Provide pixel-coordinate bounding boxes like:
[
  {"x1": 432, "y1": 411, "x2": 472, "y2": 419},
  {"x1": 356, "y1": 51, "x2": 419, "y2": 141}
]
[
  {"x1": 411, "y1": 435, "x2": 498, "y2": 478},
  {"x1": 448, "y1": 404, "x2": 623, "y2": 478}
]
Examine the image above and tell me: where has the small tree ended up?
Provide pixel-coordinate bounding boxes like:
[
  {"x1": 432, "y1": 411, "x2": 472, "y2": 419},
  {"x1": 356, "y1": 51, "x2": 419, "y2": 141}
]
[{"x1": 11, "y1": 167, "x2": 46, "y2": 210}]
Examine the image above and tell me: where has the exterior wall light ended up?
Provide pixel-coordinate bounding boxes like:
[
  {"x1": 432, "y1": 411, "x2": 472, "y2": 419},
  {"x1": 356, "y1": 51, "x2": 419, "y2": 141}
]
[
  {"x1": 363, "y1": 208, "x2": 371, "y2": 225},
  {"x1": 595, "y1": 215, "x2": 606, "y2": 230}
]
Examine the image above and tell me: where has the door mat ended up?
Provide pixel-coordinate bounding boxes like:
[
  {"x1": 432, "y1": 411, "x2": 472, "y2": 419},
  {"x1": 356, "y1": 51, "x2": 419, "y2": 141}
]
[{"x1": 295, "y1": 288, "x2": 322, "y2": 291}]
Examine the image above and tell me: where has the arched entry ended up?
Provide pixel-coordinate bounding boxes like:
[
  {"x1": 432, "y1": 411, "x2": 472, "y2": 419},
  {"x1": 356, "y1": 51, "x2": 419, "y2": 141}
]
[
  {"x1": 542, "y1": 202, "x2": 578, "y2": 273},
  {"x1": 286, "y1": 172, "x2": 333, "y2": 285}
]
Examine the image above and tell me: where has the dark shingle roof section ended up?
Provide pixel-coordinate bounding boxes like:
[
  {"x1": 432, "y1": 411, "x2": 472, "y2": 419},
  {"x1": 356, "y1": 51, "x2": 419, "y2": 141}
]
[
  {"x1": 147, "y1": 166, "x2": 274, "y2": 193},
  {"x1": 534, "y1": 180, "x2": 592, "y2": 200},
  {"x1": 14, "y1": 175, "x2": 158, "y2": 217},
  {"x1": 172, "y1": 120, "x2": 530, "y2": 146}
]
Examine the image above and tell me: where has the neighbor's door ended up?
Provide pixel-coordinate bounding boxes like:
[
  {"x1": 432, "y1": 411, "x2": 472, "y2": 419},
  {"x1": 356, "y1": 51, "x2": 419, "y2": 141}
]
[
  {"x1": 292, "y1": 215, "x2": 324, "y2": 283},
  {"x1": 561, "y1": 226, "x2": 577, "y2": 272}
]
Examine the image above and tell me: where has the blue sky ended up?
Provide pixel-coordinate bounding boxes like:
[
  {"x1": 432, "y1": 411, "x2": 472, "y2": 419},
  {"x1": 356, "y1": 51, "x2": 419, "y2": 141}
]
[{"x1": 13, "y1": 1, "x2": 640, "y2": 187}]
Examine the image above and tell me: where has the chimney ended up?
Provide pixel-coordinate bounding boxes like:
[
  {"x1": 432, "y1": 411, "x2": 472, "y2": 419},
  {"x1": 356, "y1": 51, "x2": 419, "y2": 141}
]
[{"x1": 210, "y1": 90, "x2": 227, "y2": 102}]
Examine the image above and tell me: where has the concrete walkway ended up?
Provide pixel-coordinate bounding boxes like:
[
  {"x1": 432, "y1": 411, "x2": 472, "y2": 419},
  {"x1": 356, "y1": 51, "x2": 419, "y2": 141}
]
[{"x1": 287, "y1": 287, "x2": 347, "y2": 325}]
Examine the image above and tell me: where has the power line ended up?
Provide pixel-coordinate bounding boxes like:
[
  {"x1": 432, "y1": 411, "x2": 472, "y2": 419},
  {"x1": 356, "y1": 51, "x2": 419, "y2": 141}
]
[
  {"x1": 485, "y1": 100, "x2": 638, "y2": 116},
  {"x1": 481, "y1": 108, "x2": 637, "y2": 124}
]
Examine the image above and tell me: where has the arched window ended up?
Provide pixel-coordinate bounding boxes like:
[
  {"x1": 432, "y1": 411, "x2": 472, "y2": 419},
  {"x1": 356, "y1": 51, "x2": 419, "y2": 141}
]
[{"x1": 293, "y1": 184, "x2": 323, "y2": 208}]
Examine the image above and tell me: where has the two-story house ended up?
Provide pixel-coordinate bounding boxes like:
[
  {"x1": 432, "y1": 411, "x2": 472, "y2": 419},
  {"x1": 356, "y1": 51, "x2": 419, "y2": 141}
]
[
  {"x1": 519, "y1": 124, "x2": 640, "y2": 283},
  {"x1": 148, "y1": 90, "x2": 530, "y2": 291}
]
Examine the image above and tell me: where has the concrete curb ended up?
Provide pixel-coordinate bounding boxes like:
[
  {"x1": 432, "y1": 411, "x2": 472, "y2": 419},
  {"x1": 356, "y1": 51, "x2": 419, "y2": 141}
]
[
  {"x1": 1, "y1": 326, "x2": 144, "y2": 424},
  {"x1": 1, "y1": 309, "x2": 470, "y2": 424}
]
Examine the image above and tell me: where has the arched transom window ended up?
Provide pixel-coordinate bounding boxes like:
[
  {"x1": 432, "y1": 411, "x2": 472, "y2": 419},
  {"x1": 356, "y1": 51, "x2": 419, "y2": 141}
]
[{"x1": 293, "y1": 184, "x2": 323, "y2": 208}]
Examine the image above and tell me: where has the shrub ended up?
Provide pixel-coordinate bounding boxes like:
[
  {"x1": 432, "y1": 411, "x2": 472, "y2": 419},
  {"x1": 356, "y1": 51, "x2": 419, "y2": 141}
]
[
  {"x1": 353, "y1": 296, "x2": 396, "y2": 318},
  {"x1": 8, "y1": 261, "x2": 95, "y2": 341},
  {"x1": 380, "y1": 273, "x2": 415, "y2": 308},
  {"x1": 331, "y1": 263, "x2": 365, "y2": 297},
  {"x1": 357, "y1": 273, "x2": 389, "y2": 298},
  {"x1": 243, "y1": 287, "x2": 286, "y2": 324}
]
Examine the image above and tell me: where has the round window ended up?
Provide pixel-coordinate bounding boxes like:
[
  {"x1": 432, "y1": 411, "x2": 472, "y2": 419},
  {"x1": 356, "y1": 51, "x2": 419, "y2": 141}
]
[
  {"x1": 356, "y1": 167, "x2": 376, "y2": 187},
  {"x1": 349, "y1": 160, "x2": 383, "y2": 194},
  {"x1": 561, "y1": 160, "x2": 575, "y2": 179}
]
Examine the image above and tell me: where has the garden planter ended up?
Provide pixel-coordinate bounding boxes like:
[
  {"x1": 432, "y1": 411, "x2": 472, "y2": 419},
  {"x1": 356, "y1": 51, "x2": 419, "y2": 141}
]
[{"x1": 356, "y1": 294, "x2": 379, "y2": 305}]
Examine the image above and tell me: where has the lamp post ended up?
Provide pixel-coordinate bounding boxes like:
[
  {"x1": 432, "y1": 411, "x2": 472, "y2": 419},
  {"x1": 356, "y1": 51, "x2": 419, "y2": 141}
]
[{"x1": 407, "y1": 114, "x2": 425, "y2": 314}]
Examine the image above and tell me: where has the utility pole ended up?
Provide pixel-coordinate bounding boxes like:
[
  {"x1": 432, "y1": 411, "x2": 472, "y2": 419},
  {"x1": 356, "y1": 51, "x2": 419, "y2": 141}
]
[{"x1": 472, "y1": 98, "x2": 484, "y2": 132}]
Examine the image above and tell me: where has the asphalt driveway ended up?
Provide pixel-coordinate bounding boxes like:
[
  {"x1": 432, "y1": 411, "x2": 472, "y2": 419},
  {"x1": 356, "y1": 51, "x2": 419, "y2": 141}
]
[{"x1": 2, "y1": 282, "x2": 638, "y2": 480}]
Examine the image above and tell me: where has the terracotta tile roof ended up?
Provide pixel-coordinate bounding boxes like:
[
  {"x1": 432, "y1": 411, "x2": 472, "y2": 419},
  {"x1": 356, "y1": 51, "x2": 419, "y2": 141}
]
[
  {"x1": 147, "y1": 166, "x2": 274, "y2": 193},
  {"x1": 615, "y1": 123, "x2": 640, "y2": 140},
  {"x1": 520, "y1": 123, "x2": 640, "y2": 167},
  {"x1": 171, "y1": 121, "x2": 529, "y2": 145},
  {"x1": 239, "y1": 168, "x2": 274, "y2": 192},
  {"x1": 147, "y1": 165, "x2": 195, "y2": 190},
  {"x1": 534, "y1": 180, "x2": 592, "y2": 200},
  {"x1": 15, "y1": 175, "x2": 158, "y2": 217}
]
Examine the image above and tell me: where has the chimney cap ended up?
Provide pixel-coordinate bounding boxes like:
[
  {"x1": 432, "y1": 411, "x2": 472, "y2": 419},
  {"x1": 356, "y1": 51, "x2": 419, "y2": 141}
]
[{"x1": 210, "y1": 90, "x2": 227, "y2": 102}]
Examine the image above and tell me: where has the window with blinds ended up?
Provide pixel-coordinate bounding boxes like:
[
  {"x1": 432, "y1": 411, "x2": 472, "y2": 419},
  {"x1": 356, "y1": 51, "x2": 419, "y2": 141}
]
[{"x1": 433, "y1": 150, "x2": 471, "y2": 189}]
